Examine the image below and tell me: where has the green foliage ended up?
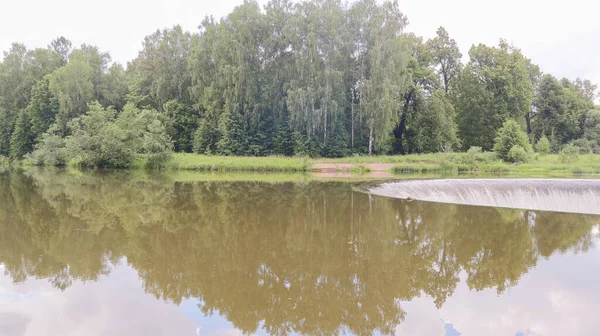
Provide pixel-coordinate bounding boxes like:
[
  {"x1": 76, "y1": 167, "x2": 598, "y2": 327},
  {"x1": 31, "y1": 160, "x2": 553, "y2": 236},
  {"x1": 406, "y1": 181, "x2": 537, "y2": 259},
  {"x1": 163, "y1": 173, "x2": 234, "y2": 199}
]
[
  {"x1": 127, "y1": 25, "x2": 192, "y2": 110},
  {"x1": 31, "y1": 102, "x2": 172, "y2": 168},
  {"x1": 28, "y1": 125, "x2": 66, "y2": 166},
  {"x1": 583, "y1": 109, "x2": 600, "y2": 152},
  {"x1": 532, "y1": 75, "x2": 593, "y2": 145},
  {"x1": 493, "y1": 120, "x2": 532, "y2": 161},
  {"x1": 456, "y1": 41, "x2": 535, "y2": 150},
  {"x1": 569, "y1": 139, "x2": 594, "y2": 154},
  {"x1": 467, "y1": 146, "x2": 482, "y2": 155},
  {"x1": 164, "y1": 100, "x2": 197, "y2": 152},
  {"x1": 49, "y1": 50, "x2": 95, "y2": 134},
  {"x1": 507, "y1": 145, "x2": 529, "y2": 163},
  {"x1": 28, "y1": 77, "x2": 60, "y2": 140},
  {"x1": 9, "y1": 109, "x2": 34, "y2": 160},
  {"x1": 535, "y1": 136, "x2": 550, "y2": 155},
  {"x1": 411, "y1": 91, "x2": 460, "y2": 153},
  {"x1": 559, "y1": 144, "x2": 580, "y2": 163},
  {"x1": 427, "y1": 26, "x2": 462, "y2": 93}
]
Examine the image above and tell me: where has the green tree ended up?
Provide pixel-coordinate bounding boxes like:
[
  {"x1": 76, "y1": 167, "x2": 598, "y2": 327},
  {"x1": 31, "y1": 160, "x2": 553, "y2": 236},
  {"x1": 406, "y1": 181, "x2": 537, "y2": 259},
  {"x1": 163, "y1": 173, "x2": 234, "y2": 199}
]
[
  {"x1": 427, "y1": 26, "x2": 462, "y2": 94},
  {"x1": 357, "y1": 0, "x2": 409, "y2": 155},
  {"x1": 31, "y1": 102, "x2": 172, "y2": 168},
  {"x1": 530, "y1": 74, "x2": 593, "y2": 145},
  {"x1": 582, "y1": 109, "x2": 600, "y2": 152},
  {"x1": 535, "y1": 135, "x2": 550, "y2": 155},
  {"x1": 127, "y1": 25, "x2": 192, "y2": 110},
  {"x1": 28, "y1": 77, "x2": 60, "y2": 140},
  {"x1": 48, "y1": 37, "x2": 72, "y2": 66},
  {"x1": 456, "y1": 41, "x2": 535, "y2": 150},
  {"x1": 49, "y1": 50, "x2": 95, "y2": 134},
  {"x1": 9, "y1": 109, "x2": 34, "y2": 160},
  {"x1": 98, "y1": 64, "x2": 128, "y2": 110},
  {"x1": 493, "y1": 119, "x2": 532, "y2": 161},
  {"x1": 411, "y1": 90, "x2": 459, "y2": 153},
  {"x1": 164, "y1": 100, "x2": 198, "y2": 152}
]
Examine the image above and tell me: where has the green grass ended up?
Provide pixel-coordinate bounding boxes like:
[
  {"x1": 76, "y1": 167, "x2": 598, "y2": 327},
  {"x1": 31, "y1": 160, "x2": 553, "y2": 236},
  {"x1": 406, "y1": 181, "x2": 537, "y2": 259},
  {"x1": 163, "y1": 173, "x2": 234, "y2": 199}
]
[
  {"x1": 18, "y1": 151, "x2": 600, "y2": 177},
  {"x1": 166, "y1": 171, "x2": 312, "y2": 183},
  {"x1": 168, "y1": 153, "x2": 311, "y2": 172},
  {"x1": 349, "y1": 164, "x2": 372, "y2": 174},
  {"x1": 158, "y1": 152, "x2": 600, "y2": 176}
]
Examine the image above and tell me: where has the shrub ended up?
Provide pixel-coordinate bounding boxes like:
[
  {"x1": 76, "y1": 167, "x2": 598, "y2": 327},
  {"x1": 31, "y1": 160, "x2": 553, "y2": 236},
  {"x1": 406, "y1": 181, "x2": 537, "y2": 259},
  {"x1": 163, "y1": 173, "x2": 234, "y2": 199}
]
[
  {"x1": 535, "y1": 136, "x2": 550, "y2": 155},
  {"x1": 507, "y1": 145, "x2": 529, "y2": 163},
  {"x1": 559, "y1": 144, "x2": 580, "y2": 163},
  {"x1": 569, "y1": 139, "x2": 594, "y2": 154},
  {"x1": 467, "y1": 146, "x2": 482, "y2": 155},
  {"x1": 31, "y1": 102, "x2": 173, "y2": 168},
  {"x1": 465, "y1": 146, "x2": 482, "y2": 164},
  {"x1": 493, "y1": 120, "x2": 532, "y2": 162},
  {"x1": 29, "y1": 128, "x2": 66, "y2": 166}
]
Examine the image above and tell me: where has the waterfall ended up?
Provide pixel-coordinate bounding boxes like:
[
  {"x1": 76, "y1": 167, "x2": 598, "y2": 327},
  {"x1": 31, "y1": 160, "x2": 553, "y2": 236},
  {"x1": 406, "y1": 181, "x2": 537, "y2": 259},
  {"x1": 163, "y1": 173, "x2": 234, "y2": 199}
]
[{"x1": 369, "y1": 179, "x2": 600, "y2": 215}]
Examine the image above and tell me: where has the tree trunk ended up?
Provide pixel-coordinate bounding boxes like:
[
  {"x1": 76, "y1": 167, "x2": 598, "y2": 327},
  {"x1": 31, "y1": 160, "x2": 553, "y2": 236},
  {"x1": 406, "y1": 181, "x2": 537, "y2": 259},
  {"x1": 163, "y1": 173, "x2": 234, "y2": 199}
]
[
  {"x1": 525, "y1": 111, "x2": 532, "y2": 135},
  {"x1": 393, "y1": 91, "x2": 412, "y2": 154},
  {"x1": 351, "y1": 88, "x2": 355, "y2": 149},
  {"x1": 393, "y1": 117, "x2": 406, "y2": 154},
  {"x1": 368, "y1": 127, "x2": 373, "y2": 156}
]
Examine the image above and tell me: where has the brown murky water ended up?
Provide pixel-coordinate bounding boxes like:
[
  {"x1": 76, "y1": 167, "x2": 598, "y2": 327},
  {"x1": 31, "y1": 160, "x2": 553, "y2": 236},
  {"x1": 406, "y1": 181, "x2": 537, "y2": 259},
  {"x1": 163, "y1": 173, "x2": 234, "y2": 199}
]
[{"x1": 1, "y1": 170, "x2": 599, "y2": 336}]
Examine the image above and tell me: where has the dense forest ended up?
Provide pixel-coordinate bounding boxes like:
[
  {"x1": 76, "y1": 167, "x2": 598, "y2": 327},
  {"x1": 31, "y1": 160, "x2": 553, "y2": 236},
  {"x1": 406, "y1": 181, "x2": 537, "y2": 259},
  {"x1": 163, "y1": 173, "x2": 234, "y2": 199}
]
[{"x1": 1, "y1": 0, "x2": 599, "y2": 166}]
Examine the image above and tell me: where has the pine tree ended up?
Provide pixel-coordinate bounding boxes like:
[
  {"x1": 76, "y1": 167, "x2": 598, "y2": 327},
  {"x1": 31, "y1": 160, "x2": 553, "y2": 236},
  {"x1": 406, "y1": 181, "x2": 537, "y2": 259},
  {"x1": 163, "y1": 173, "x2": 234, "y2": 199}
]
[{"x1": 10, "y1": 109, "x2": 34, "y2": 160}]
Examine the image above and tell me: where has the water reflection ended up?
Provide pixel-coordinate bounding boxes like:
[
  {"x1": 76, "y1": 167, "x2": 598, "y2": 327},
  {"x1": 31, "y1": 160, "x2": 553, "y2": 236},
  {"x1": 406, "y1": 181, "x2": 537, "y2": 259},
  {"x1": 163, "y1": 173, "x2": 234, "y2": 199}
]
[{"x1": 0, "y1": 170, "x2": 599, "y2": 335}]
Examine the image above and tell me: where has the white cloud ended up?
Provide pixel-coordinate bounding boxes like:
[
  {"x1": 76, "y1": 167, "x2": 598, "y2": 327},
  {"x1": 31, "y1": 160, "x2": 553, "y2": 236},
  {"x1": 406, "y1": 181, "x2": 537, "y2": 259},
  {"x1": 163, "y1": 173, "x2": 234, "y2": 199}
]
[
  {"x1": 0, "y1": 265, "x2": 199, "y2": 336},
  {"x1": 394, "y1": 243, "x2": 600, "y2": 336}
]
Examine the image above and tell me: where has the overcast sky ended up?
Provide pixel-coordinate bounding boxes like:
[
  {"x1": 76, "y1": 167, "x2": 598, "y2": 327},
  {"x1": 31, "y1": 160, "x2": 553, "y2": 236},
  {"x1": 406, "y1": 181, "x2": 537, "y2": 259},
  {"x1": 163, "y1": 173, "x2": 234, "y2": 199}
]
[{"x1": 1, "y1": 0, "x2": 599, "y2": 84}]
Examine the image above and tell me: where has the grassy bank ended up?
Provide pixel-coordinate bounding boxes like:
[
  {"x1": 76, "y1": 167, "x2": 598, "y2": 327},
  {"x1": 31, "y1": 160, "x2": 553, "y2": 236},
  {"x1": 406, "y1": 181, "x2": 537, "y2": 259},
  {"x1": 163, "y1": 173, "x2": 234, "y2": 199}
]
[
  {"x1": 164, "y1": 153, "x2": 311, "y2": 172},
  {"x1": 16, "y1": 152, "x2": 600, "y2": 175},
  {"x1": 150, "y1": 152, "x2": 600, "y2": 174},
  {"x1": 317, "y1": 152, "x2": 600, "y2": 175}
]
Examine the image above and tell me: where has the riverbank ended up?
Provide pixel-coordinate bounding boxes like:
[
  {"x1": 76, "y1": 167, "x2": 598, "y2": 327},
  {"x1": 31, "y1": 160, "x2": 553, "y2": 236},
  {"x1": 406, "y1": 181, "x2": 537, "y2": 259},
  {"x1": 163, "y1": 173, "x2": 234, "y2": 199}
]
[
  {"x1": 12, "y1": 152, "x2": 600, "y2": 175},
  {"x1": 134, "y1": 152, "x2": 600, "y2": 175}
]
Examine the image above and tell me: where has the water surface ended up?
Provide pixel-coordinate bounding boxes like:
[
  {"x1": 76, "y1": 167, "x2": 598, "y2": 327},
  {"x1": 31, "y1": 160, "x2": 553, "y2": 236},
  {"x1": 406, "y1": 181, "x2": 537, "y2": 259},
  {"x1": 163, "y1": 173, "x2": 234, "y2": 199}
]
[{"x1": 1, "y1": 170, "x2": 599, "y2": 336}]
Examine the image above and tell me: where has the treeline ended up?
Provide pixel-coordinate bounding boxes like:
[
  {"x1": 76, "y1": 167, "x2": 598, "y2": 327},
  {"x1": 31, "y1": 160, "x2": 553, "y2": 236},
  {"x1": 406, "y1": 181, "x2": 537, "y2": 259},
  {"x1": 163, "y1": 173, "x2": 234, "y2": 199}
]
[{"x1": 1, "y1": 0, "x2": 599, "y2": 165}]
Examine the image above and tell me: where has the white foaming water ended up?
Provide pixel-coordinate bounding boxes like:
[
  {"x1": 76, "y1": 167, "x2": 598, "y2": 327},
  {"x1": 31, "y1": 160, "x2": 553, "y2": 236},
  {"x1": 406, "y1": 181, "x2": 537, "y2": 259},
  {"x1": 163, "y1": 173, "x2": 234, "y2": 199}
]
[{"x1": 369, "y1": 179, "x2": 600, "y2": 215}]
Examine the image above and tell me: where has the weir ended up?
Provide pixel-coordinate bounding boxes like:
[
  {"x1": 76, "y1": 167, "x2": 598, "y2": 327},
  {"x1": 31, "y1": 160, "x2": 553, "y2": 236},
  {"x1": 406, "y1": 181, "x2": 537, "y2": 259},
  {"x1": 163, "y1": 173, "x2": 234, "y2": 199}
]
[{"x1": 368, "y1": 178, "x2": 600, "y2": 215}]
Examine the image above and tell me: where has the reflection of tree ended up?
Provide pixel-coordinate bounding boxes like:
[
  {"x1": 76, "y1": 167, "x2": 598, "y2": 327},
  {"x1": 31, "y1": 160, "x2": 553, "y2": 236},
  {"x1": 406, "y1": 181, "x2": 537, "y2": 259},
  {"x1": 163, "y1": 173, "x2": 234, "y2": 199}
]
[{"x1": 0, "y1": 170, "x2": 598, "y2": 335}]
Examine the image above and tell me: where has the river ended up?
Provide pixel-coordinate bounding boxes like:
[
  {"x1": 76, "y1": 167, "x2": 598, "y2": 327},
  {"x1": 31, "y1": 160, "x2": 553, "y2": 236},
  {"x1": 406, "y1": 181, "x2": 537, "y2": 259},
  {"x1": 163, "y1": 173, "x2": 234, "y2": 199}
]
[{"x1": 1, "y1": 170, "x2": 599, "y2": 335}]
